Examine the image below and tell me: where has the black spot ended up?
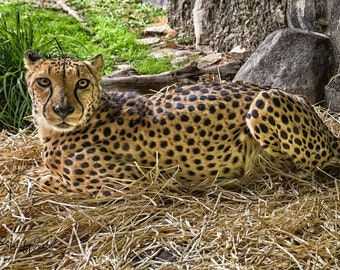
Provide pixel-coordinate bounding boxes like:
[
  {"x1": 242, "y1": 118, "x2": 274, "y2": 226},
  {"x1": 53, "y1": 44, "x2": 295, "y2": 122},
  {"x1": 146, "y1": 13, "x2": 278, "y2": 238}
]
[
  {"x1": 228, "y1": 113, "x2": 236, "y2": 120},
  {"x1": 167, "y1": 150, "x2": 175, "y2": 157},
  {"x1": 193, "y1": 148, "x2": 200, "y2": 154},
  {"x1": 122, "y1": 143, "x2": 130, "y2": 151},
  {"x1": 176, "y1": 103, "x2": 185, "y2": 109},
  {"x1": 114, "y1": 142, "x2": 120, "y2": 149},
  {"x1": 232, "y1": 101, "x2": 239, "y2": 108},
  {"x1": 186, "y1": 126, "x2": 194, "y2": 133},
  {"x1": 160, "y1": 141, "x2": 168, "y2": 148},
  {"x1": 204, "y1": 119, "x2": 211, "y2": 126},
  {"x1": 189, "y1": 95, "x2": 197, "y2": 101},
  {"x1": 65, "y1": 159, "x2": 73, "y2": 166},
  {"x1": 75, "y1": 169, "x2": 84, "y2": 175},
  {"x1": 282, "y1": 143, "x2": 290, "y2": 149},
  {"x1": 209, "y1": 106, "x2": 216, "y2": 114},
  {"x1": 163, "y1": 127, "x2": 170, "y2": 135},
  {"x1": 232, "y1": 156, "x2": 239, "y2": 164},
  {"x1": 175, "y1": 123, "x2": 182, "y2": 131},
  {"x1": 165, "y1": 103, "x2": 172, "y2": 108},
  {"x1": 150, "y1": 141, "x2": 156, "y2": 148},
  {"x1": 188, "y1": 106, "x2": 195, "y2": 112},
  {"x1": 223, "y1": 154, "x2": 231, "y2": 162},
  {"x1": 181, "y1": 115, "x2": 189, "y2": 122},
  {"x1": 103, "y1": 127, "x2": 111, "y2": 137},
  {"x1": 218, "y1": 102, "x2": 226, "y2": 110},
  {"x1": 262, "y1": 92, "x2": 270, "y2": 99},
  {"x1": 176, "y1": 145, "x2": 183, "y2": 151},
  {"x1": 294, "y1": 148, "x2": 300, "y2": 154},
  {"x1": 259, "y1": 124, "x2": 269, "y2": 133},
  {"x1": 168, "y1": 113, "x2": 175, "y2": 120},
  {"x1": 81, "y1": 162, "x2": 90, "y2": 168},
  {"x1": 92, "y1": 156, "x2": 100, "y2": 161},
  {"x1": 82, "y1": 141, "x2": 91, "y2": 147},
  {"x1": 251, "y1": 110, "x2": 259, "y2": 118},
  {"x1": 187, "y1": 138, "x2": 195, "y2": 145},
  {"x1": 294, "y1": 115, "x2": 300, "y2": 123},
  {"x1": 280, "y1": 130, "x2": 288, "y2": 139},
  {"x1": 76, "y1": 153, "x2": 85, "y2": 160},
  {"x1": 281, "y1": 115, "x2": 289, "y2": 124},
  {"x1": 174, "y1": 134, "x2": 181, "y2": 141},
  {"x1": 199, "y1": 130, "x2": 206, "y2": 137},
  {"x1": 149, "y1": 130, "x2": 156, "y2": 137},
  {"x1": 215, "y1": 124, "x2": 223, "y2": 131},
  {"x1": 117, "y1": 118, "x2": 124, "y2": 125},
  {"x1": 256, "y1": 99, "x2": 265, "y2": 109},
  {"x1": 272, "y1": 97, "x2": 281, "y2": 107},
  {"x1": 208, "y1": 95, "x2": 216, "y2": 101},
  {"x1": 197, "y1": 104, "x2": 206, "y2": 111}
]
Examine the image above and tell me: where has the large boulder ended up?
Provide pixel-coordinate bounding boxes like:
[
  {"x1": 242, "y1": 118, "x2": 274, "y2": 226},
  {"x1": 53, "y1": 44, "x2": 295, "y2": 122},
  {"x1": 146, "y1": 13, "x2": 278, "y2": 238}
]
[
  {"x1": 233, "y1": 28, "x2": 337, "y2": 103},
  {"x1": 325, "y1": 74, "x2": 340, "y2": 111}
]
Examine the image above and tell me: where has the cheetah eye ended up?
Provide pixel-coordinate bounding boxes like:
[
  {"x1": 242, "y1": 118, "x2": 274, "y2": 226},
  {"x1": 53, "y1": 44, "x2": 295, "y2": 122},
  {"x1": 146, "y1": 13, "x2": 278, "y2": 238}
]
[
  {"x1": 76, "y1": 79, "x2": 90, "y2": 90},
  {"x1": 37, "y1": 78, "x2": 51, "y2": 88}
]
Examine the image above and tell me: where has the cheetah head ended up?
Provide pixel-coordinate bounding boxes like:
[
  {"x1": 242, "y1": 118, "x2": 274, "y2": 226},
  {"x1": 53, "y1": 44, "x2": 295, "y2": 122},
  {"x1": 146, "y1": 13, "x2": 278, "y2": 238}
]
[{"x1": 24, "y1": 51, "x2": 103, "y2": 133}]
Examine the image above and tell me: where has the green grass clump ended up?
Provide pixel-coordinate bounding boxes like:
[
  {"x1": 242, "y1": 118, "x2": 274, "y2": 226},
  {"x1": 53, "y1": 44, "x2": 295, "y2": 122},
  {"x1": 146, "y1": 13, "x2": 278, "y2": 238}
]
[{"x1": 0, "y1": 9, "x2": 33, "y2": 130}]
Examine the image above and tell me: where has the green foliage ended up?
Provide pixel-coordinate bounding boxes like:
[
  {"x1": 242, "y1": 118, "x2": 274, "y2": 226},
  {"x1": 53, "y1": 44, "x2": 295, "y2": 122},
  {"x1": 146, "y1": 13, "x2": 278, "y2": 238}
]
[
  {"x1": 69, "y1": 0, "x2": 166, "y2": 29},
  {"x1": 0, "y1": 9, "x2": 33, "y2": 130},
  {"x1": 133, "y1": 56, "x2": 173, "y2": 74}
]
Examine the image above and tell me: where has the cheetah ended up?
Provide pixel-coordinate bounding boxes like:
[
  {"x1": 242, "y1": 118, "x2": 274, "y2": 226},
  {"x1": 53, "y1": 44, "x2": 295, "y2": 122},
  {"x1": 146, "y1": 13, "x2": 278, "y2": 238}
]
[{"x1": 24, "y1": 50, "x2": 340, "y2": 197}]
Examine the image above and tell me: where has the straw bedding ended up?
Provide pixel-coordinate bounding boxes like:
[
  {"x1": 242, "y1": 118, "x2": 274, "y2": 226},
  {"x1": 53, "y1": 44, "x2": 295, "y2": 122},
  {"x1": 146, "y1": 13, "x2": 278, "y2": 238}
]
[{"x1": 1, "y1": 107, "x2": 339, "y2": 269}]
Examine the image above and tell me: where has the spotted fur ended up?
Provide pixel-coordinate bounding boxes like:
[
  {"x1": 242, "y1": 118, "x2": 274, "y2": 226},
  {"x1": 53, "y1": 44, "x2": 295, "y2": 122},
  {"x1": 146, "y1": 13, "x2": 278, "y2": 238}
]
[{"x1": 24, "y1": 51, "x2": 340, "y2": 197}]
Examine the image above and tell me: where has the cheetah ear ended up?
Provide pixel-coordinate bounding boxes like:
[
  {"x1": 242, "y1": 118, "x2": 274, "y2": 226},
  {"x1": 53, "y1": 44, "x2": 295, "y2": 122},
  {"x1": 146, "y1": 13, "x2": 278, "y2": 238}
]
[
  {"x1": 86, "y1": 54, "x2": 104, "y2": 75},
  {"x1": 24, "y1": 50, "x2": 42, "y2": 69}
]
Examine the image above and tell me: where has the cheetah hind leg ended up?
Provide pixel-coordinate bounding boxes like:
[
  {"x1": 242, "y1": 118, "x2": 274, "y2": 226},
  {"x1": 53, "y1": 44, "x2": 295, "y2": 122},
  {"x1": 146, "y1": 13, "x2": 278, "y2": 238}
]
[
  {"x1": 23, "y1": 165, "x2": 78, "y2": 195},
  {"x1": 246, "y1": 89, "x2": 335, "y2": 173}
]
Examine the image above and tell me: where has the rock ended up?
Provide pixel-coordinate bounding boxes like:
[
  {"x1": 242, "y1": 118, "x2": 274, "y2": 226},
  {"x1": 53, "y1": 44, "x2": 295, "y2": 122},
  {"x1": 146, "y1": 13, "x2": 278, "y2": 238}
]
[
  {"x1": 198, "y1": 53, "x2": 223, "y2": 67},
  {"x1": 325, "y1": 74, "x2": 340, "y2": 111},
  {"x1": 170, "y1": 56, "x2": 188, "y2": 65},
  {"x1": 144, "y1": 26, "x2": 167, "y2": 35},
  {"x1": 142, "y1": 0, "x2": 168, "y2": 9},
  {"x1": 174, "y1": 50, "x2": 196, "y2": 57},
  {"x1": 233, "y1": 28, "x2": 337, "y2": 103},
  {"x1": 137, "y1": 37, "x2": 161, "y2": 45},
  {"x1": 229, "y1": 46, "x2": 249, "y2": 61},
  {"x1": 150, "y1": 48, "x2": 178, "y2": 58}
]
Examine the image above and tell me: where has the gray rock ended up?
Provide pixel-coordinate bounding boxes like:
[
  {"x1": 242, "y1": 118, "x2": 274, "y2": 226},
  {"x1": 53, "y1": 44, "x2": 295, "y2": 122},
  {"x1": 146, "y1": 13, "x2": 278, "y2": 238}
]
[
  {"x1": 137, "y1": 37, "x2": 161, "y2": 45},
  {"x1": 150, "y1": 48, "x2": 178, "y2": 58},
  {"x1": 325, "y1": 74, "x2": 340, "y2": 111},
  {"x1": 233, "y1": 28, "x2": 337, "y2": 103},
  {"x1": 198, "y1": 53, "x2": 223, "y2": 67},
  {"x1": 144, "y1": 26, "x2": 167, "y2": 35},
  {"x1": 170, "y1": 56, "x2": 188, "y2": 65},
  {"x1": 229, "y1": 45, "x2": 249, "y2": 61}
]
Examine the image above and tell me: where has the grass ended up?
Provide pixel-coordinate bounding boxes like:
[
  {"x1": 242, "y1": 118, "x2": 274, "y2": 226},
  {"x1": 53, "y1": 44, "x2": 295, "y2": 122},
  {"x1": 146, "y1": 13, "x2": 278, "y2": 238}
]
[{"x1": 0, "y1": 0, "x2": 170, "y2": 131}]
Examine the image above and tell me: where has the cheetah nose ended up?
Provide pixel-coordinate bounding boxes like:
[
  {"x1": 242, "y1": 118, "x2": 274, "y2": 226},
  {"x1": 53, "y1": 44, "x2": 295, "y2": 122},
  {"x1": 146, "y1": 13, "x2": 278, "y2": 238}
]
[{"x1": 53, "y1": 104, "x2": 75, "y2": 119}]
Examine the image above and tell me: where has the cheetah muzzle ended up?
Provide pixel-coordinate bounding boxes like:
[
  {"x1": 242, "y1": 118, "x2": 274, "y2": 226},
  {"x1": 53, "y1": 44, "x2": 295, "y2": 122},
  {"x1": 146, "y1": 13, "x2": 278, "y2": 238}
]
[{"x1": 24, "y1": 51, "x2": 340, "y2": 197}]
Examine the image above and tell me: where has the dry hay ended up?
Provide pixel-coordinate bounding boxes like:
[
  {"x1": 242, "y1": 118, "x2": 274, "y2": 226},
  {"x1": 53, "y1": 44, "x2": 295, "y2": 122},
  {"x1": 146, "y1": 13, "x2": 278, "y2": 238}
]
[{"x1": 1, "y1": 107, "x2": 340, "y2": 270}]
